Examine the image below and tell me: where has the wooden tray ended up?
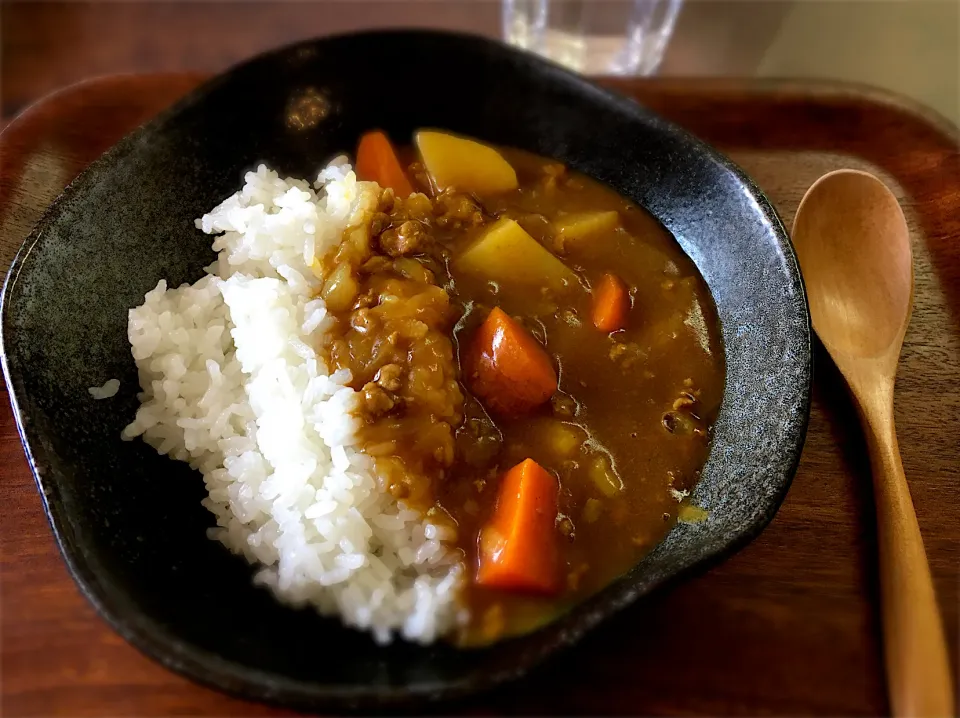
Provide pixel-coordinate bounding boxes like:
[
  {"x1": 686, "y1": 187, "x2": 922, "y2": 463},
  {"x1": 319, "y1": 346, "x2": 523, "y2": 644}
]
[{"x1": 1, "y1": 75, "x2": 957, "y2": 717}]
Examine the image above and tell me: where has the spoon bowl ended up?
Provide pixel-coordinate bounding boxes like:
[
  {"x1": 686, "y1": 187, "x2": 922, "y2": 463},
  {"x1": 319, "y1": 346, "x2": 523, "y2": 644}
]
[{"x1": 793, "y1": 169, "x2": 913, "y2": 360}]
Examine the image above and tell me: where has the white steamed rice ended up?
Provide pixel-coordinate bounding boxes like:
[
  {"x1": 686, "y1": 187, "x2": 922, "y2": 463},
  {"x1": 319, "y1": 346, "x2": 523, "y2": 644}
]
[
  {"x1": 122, "y1": 162, "x2": 465, "y2": 644},
  {"x1": 89, "y1": 378, "x2": 120, "y2": 399}
]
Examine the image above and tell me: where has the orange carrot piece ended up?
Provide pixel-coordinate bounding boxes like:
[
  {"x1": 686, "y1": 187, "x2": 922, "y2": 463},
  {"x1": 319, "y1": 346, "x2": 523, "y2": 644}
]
[
  {"x1": 591, "y1": 272, "x2": 631, "y2": 332},
  {"x1": 477, "y1": 458, "x2": 560, "y2": 594},
  {"x1": 355, "y1": 130, "x2": 414, "y2": 197},
  {"x1": 466, "y1": 307, "x2": 558, "y2": 416}
]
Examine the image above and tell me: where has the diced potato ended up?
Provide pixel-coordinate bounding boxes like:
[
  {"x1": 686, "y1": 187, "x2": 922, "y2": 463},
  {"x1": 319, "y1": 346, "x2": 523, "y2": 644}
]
[
  {"x1": 415, "y1": 130, "x2": 518, "y2": 195},
  {"x1": 582, "y1": 498, "x2": 603, "y2": 524},
  {"x1": 455, "y1": 218, "x2": 577, "y2": 290},
  {"x1": 537, "y1": 420, "x2": 585, "y2": 457},
  {"x1": 589, "y1": 454, "x2": 623, "y2": 497},
  {"x1": 554, "y1": 211, "x2": 620, "y2": 243}
]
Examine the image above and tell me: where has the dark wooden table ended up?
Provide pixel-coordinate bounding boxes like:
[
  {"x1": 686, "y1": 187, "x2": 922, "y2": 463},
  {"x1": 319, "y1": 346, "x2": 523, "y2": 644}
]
[{"x1": 1, "y1": 73, "x2": 958, "y2": 716}]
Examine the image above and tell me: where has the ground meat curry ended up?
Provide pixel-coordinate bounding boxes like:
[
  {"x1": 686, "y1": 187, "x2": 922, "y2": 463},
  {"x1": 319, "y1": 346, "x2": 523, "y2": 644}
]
[{"x1": 313, "y1": 129, "x2": 725, "y2": 645}]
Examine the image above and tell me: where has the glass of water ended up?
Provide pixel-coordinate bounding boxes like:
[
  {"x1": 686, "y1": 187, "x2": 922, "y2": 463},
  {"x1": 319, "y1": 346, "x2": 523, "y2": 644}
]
[{"x1": 503, "y1": 0, "x2": 682, "y2": 76}]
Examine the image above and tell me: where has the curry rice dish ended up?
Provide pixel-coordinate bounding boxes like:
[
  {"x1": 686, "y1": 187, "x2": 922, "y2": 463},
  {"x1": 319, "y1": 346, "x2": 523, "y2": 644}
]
[{"x1": 122, "y1": 129, "x2": 724, "y2": 646}]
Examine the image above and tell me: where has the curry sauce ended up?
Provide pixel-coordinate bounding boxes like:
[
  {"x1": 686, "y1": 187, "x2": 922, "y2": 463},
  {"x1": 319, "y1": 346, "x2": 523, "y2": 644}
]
[{"x1": 314, "y1": 132, "x2": 724, "y2": 645}]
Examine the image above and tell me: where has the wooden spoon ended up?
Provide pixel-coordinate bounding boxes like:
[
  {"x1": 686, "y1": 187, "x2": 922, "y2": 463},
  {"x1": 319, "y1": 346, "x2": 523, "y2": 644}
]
[{"x1": 792, "y1": 169, "x2": 954, "y2": 717}]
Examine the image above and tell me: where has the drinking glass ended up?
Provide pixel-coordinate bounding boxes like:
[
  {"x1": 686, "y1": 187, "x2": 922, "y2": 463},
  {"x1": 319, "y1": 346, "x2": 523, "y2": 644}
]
[{"x1": 503, "y1": 0, "x2": 682, "y2": 76}]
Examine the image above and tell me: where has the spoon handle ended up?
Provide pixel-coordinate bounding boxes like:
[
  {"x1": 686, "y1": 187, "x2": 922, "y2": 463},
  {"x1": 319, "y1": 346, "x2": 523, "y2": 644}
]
[{"x1": 861, "y1": 403, "x2": 955, "y2": 717}]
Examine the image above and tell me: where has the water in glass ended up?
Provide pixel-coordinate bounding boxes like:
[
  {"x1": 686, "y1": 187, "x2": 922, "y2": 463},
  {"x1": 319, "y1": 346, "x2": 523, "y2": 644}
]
[{"x1": 503, "y1": 0, "x2": 682, "y2": 76}]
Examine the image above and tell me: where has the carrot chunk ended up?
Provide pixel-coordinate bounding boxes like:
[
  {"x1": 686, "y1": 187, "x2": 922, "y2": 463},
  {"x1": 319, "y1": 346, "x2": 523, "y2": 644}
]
[
  {"x1": 591, "y1": 272, "x2": 630, "y2": 332},
  {"x1": 355, "y1": 130, "x2": 414, "y2": 197},
  {"x1": 466, "y1": 307, "x2": 558, "y2": 416},
  {"x1": 477, "y1": 459, "x2": 560, "y2": 594}
]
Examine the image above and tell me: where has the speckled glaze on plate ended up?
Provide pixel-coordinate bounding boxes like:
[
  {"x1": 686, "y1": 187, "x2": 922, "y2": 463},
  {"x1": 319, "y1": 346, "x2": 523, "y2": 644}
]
[{"x1": 0, "y1": 30, "x2": 811, "y2": 711}]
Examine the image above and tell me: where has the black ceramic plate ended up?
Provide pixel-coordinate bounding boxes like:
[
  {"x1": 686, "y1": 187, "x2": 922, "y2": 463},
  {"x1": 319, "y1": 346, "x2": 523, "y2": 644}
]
[{"x1": 1, "y1": 30, "x2": 811, "y2": 711}]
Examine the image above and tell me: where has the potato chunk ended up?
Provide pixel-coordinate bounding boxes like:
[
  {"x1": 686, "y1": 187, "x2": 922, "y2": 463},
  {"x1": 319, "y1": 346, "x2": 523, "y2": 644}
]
[
  {"x1": 454, "y1": 218, "x2": 577, "y2": 290},
  {"x1": 589, "y1": 454, "x2": 623, "y2": 497},
  {"x1": 415, "y1": 130, "x2": 518, "y2": 195},
  {"x1": 554, "y1": 211, "x2": 620, "y2": 243},
  {"x1": 537, "y1": 420, "x2": 586, "y2": 457}
]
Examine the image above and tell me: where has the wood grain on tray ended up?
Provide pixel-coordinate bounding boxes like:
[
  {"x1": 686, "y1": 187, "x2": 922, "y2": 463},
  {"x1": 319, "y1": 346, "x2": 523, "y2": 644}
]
[{"x1": 1, "y1": 75, "x2": 957, "y2": 716}]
